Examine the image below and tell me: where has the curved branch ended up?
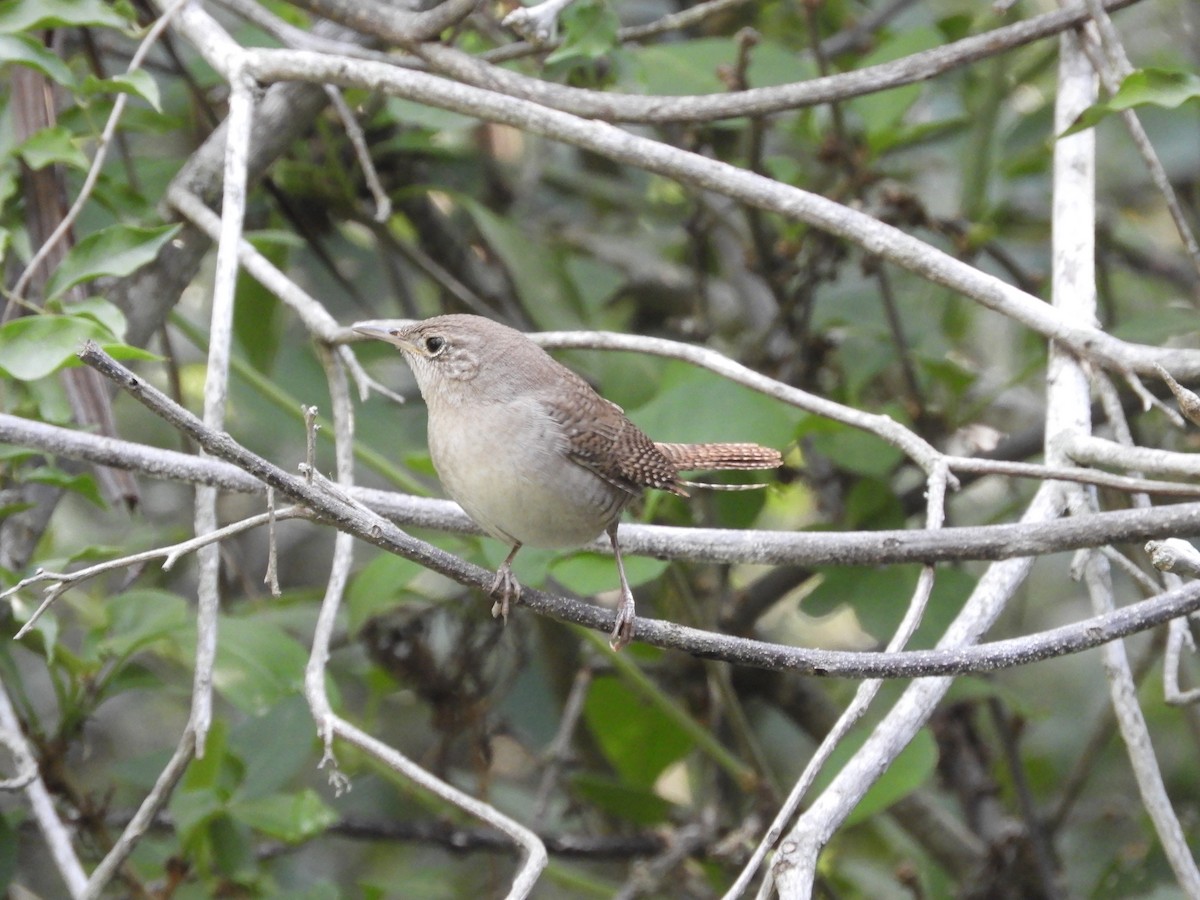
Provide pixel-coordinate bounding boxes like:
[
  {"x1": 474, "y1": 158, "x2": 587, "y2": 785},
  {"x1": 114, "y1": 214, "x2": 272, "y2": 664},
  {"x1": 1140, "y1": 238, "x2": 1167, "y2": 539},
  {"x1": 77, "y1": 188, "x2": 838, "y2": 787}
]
[
  {"x1": 0, "y1": 678, "x2": 88, "y2": 898},
  {"x1": 77, "y1": 343, "x2": 1200, "y2": 679},
  {"x1": 241, "y1": 48, "x2": 1200, "y2": 378},
  {"x1": 414, "y1": 0, "x2": 1142, "y2": 124},
  {"x1": 285, "y1": 0, "x2": 476, "y2": 44}
]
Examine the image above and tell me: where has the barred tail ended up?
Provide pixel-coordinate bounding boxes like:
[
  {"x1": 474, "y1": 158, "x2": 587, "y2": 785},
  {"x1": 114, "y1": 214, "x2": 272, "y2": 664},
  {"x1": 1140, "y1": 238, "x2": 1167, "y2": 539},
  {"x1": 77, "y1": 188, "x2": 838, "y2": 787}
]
[{"x1": 654, "y1": 442, "x2": 782, "y2": 471}]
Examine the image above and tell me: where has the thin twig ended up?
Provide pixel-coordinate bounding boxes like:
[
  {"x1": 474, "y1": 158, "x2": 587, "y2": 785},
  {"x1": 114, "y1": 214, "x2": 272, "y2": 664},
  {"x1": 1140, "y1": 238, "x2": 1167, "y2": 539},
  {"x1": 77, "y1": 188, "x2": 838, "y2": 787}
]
[
  {"x1": 0, "y1": 679, "x2": 87, "y2": 897},
  {"x1": 730, "y1": 463, "x2": 950, "y2": 896},
  {"x1": 188, "y1": 63, "x2": 255, "y2": 757},
  {"x1": 323, "y1": 85, "x2": 392, "y2": 222},
  {"x1": 297, "y1": 344, "x2": 548, "y2": 893},
  {"x1": 1077, "y1": 0, "x2": 1200, "y2": 286},
  {"x1": 263, "y1": 488, "x2": 282, "y2": 597},
  {"x1": 5, "y1": 509, "x2": 297, "y2": 639},
  {"x1": 82, "y1": 732, "x2": 197, "y2": 899},
  {"x1": 7, "y1": 0, "x2": 190, "y2": 306},
  {"x1": 414, "y1": 0, "x2": 1143, "y2": 124},
  {"x1": 167, "y1": 186, "x2": 401, "y2": 404},
  {"x1": 532, "y1": 664, "x2": 594, "y2": 818},
  {"x1": 1080, "y1": 547, "x2": 1200, "y2": 891},
  {"x1": 242, "y1": 43, "x2": 1200, "y2": 378}
]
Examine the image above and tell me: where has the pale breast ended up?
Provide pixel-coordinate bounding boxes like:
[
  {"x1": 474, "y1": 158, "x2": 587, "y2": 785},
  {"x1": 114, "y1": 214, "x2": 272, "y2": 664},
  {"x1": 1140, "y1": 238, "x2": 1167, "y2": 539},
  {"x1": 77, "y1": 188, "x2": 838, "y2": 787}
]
[{"x1": 427, "y1": 396, "x2": 630, "y2": 548}]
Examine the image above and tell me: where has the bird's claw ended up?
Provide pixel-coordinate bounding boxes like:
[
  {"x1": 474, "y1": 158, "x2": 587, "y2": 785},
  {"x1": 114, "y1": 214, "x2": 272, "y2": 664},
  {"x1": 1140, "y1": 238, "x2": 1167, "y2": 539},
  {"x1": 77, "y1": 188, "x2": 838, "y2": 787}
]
[
  {"x1": 609, "y1": 591, "x2": 636, "y2": 651},
  {"x1": 488, "y1": 564, "x2": 521, "y2": 624}
]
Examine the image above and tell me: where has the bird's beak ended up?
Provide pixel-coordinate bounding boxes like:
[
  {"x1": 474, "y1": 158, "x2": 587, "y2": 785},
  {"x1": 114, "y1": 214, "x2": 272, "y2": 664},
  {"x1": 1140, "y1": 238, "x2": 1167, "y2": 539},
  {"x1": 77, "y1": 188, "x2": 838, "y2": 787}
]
[{"x1": 353, "y1": 324, "x2": 415, "y2": 352}]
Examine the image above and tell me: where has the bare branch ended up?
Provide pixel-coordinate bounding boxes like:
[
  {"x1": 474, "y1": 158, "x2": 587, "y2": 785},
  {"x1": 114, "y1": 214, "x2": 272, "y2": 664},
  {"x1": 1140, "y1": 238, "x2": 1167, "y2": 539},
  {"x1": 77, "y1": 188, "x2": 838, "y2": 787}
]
[
  {"x1": 323, "y1": 86, "x2": 392, "y2": 222},
  {"x1": 77, "y1": 342, "x2": 1200, "y2": 679},
  {"x1": 244, "y1": 47, "x2": 1200, "y2": 378},
  {"x1": 0, "y1": 679, "x2": 88, "y2": 898},
  {"x1": 82, "y1": 733, "x2": 197, "y2": 899},
  {"x1": 415, "y1": 0, "x2": 1143, "y2": 124},
  {"x1": 282, "y1": 0, "x2": 476, "y2": 44},
  {"x1": 4, "y1": 509, "x2": 296, "y2": 639},
  {"x1": 10, "y1": 411, "x2": 1200, "y2": 570},
  {"x1": 301, "y1": 346, "x2": 548, "y2": 888},
  {"x1": 187, "y1": 63, "x2": 256, "y2": 756},
  {"x1": 8, "y1": 0, "x2": 189, "y2": 304}
]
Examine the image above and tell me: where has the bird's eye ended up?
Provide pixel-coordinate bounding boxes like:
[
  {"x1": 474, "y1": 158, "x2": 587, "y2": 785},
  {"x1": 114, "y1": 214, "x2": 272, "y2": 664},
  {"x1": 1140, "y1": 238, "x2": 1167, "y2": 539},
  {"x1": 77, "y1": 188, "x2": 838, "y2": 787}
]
[{"x1": 424, "y1": 336, "x2": 445, "y2": 355}]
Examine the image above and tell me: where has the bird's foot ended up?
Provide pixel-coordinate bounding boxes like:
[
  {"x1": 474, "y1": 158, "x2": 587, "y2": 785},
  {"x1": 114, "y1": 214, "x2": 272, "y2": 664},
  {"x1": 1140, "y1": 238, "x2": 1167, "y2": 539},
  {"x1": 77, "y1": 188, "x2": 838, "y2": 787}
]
[
  {"x1": 488, "y1": 563, "x2": 521, "y2": 624},
  {"x1": 609, "y1": 589, "x2": 635, "y2": 651}
]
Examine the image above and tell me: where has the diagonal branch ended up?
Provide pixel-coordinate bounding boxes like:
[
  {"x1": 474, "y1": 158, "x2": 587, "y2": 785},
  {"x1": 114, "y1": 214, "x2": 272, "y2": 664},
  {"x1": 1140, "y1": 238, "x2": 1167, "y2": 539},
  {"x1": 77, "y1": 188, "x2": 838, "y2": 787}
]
[
  {"x1": 241, "y1": 47, "x2": 1200, "y2": 379},
  {"x1": 77, "y1": 342, "x2": 1200, "y2": 680},
  {"x1": 412, "y1": 0, "x2": 1143, "y2": 124}
]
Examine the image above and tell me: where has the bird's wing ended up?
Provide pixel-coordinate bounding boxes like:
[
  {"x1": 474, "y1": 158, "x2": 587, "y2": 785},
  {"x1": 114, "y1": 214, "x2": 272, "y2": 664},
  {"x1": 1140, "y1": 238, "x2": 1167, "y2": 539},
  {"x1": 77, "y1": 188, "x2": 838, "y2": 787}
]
[{"x1": 541, "y1": 367, "x2": 686, "y2": 497}]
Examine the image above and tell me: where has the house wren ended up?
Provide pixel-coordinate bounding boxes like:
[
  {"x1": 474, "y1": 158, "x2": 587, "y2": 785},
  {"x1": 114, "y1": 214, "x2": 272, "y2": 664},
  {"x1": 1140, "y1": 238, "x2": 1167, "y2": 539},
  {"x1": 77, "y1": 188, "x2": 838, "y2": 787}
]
[{"x1": 354, "y1": 314, "x2": 782, "y2": 649}]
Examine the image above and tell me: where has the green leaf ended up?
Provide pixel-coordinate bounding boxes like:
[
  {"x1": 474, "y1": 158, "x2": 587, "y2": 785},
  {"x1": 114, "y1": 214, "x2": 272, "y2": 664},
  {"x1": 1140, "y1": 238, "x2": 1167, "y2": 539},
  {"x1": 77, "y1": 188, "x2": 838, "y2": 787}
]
[
  {"x1": 570, "y1": 772, "x2": 673, "y2": 825},
  {"x1": 229, "y1": 696, "x2": 316, "y2": 801},
  {"x1": 1111, "y1": 306, "x2": 1200, "y2": 344},
  {"x1": 208, "y1": 814, "x2": 254, "y2": 877},
  {"x1": 95, "y1": 342, "x2": 161, "y2": 363},
  {"x1": 632, "y1": 38, "x2": 732, "y2": 97},
  {"x1": 563, "y1": 254, "x2": 623, "y2": 318},
  {"x1": 102, "y1": 660, "x2": 170, "y2": 695},
  {"x1": 279, "y1": 884, "x2": 341, "y2": 900},
  {"x1": 232, "y1": 233, "x2": 290, "y2": 374},
  {"x1": 0, "y1": 812, "x2": 18, "y2": 891},
  {"x1": 0, "y1": 314, "x2": 116, "y2": 380},
  {"x1": 0, "y1": 446, "x2": 38, "y2": 462},
  {"x1": 80, "y1": 70, "x2": 162, "y2": 112},
  {"x1": 871, "y1": 115, "x2": 968, "y2": 155},
  {"x1": 44, "y1": 222, "x2": 181, "y2": 301},
  {"x1": 384, "y1": 96, "x2": 476, "y2": 132},
  {"x1": 99, "y1": 589, "x2": 191, "y2": 660},
  {"x1": 802, "y1": 565, "x2": 920, "y2": 642},
  {"x1": 0, "y1": 169, "x2": 17, "y2": 208},
  {"x1": 550, "y1": 550, "x2": 668, "y2": 597},
  {"x1": 0, "y1": 0, "x2": 131, "y2": 32},
  {"x1": 745, "y1": 40, "x2": 819, "y2": 90},
  {"x1": 1064, "y1": 67, "x2": 1200, "y2": 136},
  {"x1": 17, "y1": 125, "x2": 89, "y2": 171},
  {"x1": 629, "y1": 362, "x2": 795, "y2": 452},
  {"x1": 0, "y1": 34, "x2": 76, "y2": 86},
  {"x1": 842, "y1": 477, "x2": 904, "y2": 530},
  {"x1": 229, "y1": 789, "x2": 338, "y2": 843},
  {"x1": 9, "y1": 590, "x2": 60, "y2": 659},
  {"x1": 346, "y1": 552, "x2": 425, "y2": 633},
  {"x1": 212, "y1": 616, "x2": 308, "y2": 714},
  {"x1": 936, "y1": 13, "x2": 973, "y2": 42},
  {"x1": 112, "y1": 745, "x2": 178, "y2": 792},
  {"x1": 849, "y1": 27, "x2": 940, "y2": 142},
  {"x1": 461, "y1": 200, "x2": 576, "y2": 327},
  {"x1": 1108, "y1": 67, "x2": 1200, "y2": 109},
  {"x1": 22, "y1": 466, "x2": 104, "y2": 507},
  {"x1": 545, "y1": 0, "x2": 619, "y2": 66},
  {"x1": 583, "y1": 675, "x2": 692, "y2": 787},
  {"x1": 182, "y1": 719, "x2": 234, "y2": 794},
  {"x1": 49, "y1": 295, "x2": 128, "y2": 338},
  {"x1": 798, "y1": 417, "x2": 905, "y2": 479},
  {"x1": 631, "y1": 36, "x2": 815, "y2": 104}
]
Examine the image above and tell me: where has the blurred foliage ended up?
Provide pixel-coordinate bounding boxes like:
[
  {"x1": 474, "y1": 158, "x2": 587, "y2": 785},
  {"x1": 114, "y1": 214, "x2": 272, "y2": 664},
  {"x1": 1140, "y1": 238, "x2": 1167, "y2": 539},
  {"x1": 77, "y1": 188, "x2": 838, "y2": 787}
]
[{"x1": 1, "y1": 0, "x2": 1199, "y2": 897}]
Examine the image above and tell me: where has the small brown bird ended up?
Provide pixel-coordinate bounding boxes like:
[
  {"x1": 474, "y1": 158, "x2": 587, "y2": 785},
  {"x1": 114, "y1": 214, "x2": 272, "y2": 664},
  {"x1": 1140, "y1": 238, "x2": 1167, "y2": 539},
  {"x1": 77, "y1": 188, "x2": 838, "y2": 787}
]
[{"x1": 355, "y1": 314, "x2": 782, "y2": 648}]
